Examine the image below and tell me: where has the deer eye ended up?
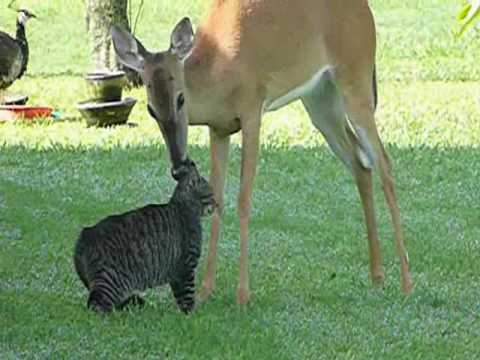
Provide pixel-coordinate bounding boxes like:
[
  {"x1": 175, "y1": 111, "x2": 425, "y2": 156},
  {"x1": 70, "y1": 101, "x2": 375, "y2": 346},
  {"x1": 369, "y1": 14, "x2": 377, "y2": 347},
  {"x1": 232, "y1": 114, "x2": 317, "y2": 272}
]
[{"x1": 176, "y1": 93, "x2": 185, "y2": 111}]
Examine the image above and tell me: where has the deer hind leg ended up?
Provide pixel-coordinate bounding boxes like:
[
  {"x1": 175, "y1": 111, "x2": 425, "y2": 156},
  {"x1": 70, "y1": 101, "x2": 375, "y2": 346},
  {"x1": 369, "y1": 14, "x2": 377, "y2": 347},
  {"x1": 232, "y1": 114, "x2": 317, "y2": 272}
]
[
  {"x1": 302, "y1": 72, "x2": 385, "y2": 288},
  {"x1": 336, "y1": 72, "x2": 413, "y2": 294}
]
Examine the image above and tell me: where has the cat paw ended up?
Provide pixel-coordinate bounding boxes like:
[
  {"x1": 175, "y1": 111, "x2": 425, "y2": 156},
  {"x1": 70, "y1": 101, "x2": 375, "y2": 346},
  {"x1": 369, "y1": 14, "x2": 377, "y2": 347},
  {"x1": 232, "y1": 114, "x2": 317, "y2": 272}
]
[{"x1": 117, "y1": 295, "x2": 146, "y2": 310}]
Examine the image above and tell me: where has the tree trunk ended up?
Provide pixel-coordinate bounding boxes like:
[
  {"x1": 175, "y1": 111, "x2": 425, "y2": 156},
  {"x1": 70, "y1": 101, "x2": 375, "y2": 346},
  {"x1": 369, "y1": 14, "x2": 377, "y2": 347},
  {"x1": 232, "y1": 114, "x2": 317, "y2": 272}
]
[
  {"x1": 86, "y1": 0, "x2": 129, "y2": 72},
  {"x1": 86, "y1": 0, "x2": 142, "y2": 86}
]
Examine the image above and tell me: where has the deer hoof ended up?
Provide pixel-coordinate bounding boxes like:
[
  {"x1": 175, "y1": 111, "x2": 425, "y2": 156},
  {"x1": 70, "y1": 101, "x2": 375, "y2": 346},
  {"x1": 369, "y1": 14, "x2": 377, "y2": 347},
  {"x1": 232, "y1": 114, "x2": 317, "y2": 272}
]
[
  {"x1": 236, "y1": 287, "x2": 251, "y2": 305},
  {"x1": 401, "y1": 277, "x2": 414, "y2": 295},
  {"x1": 371, "y1": 271, "x2": 385, "y2": 288},
  {"x1": 197, "y1": 283, "x2": 215, "y2": 302}
]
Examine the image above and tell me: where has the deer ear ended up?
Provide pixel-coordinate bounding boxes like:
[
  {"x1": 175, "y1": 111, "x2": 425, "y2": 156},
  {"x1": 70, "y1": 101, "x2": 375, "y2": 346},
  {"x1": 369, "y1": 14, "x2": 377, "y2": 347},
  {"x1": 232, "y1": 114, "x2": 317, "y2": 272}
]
[
  {"x1": 170, "y1": 17, "x2": 194, "y2": 59},
  {"x1": 111, "y1": 25, "x2": 147, "y2": 72}
]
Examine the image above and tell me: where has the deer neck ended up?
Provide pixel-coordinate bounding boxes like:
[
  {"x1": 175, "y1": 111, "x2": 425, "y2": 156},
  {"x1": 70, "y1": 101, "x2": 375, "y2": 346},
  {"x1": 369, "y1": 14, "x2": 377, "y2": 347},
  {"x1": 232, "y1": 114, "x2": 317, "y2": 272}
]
[{"x1": 183, "y1": 29, "x2": 237, "y2": 128}]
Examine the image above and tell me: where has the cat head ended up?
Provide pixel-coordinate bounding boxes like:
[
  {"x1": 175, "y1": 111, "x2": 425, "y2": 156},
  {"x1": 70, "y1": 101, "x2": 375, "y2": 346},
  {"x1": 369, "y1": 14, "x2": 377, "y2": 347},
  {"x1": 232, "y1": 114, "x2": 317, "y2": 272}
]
[{"x1": 172, "y1": 159, "x2": 216, "y2": 216}]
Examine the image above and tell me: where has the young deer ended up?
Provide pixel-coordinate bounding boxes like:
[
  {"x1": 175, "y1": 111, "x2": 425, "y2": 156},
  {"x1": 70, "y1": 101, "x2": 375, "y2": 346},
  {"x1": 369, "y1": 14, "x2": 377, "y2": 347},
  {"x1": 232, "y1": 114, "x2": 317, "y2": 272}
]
[{"x1": 112, "y1": 0, "x2": 413, "y2": 305}]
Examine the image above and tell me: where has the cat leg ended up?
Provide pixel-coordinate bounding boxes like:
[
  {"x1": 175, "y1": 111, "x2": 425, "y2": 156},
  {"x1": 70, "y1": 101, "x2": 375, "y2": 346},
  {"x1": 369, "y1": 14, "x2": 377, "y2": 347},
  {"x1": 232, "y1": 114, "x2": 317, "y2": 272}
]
[
  {"x1": 115, "y1": 294, "x2": 146, "y2": 310},
  {"x1": 87, "y1": 277, "x2": 123, "y2": 313},
  {"x1": 170, "y1": 270, "x2": 196, "y2": 314},
  {"x1": 87, "y1": 288, "x2": 115, "y2": 313}
]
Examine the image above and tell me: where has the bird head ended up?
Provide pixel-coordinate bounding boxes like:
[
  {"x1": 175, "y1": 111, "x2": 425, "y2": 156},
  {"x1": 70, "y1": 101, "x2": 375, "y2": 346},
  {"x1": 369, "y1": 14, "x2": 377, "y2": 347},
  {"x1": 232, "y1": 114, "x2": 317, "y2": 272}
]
[{"x1": 17, "y1": 9, "x2": 37, "y2": 25}]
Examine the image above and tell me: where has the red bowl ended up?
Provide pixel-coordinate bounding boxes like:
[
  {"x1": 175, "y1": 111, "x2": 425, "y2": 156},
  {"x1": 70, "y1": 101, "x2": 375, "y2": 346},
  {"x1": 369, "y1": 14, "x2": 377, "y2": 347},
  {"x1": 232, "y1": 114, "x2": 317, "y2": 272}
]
[{"x1": 0, "y1": 105, "x2": 53, "y2": 120}]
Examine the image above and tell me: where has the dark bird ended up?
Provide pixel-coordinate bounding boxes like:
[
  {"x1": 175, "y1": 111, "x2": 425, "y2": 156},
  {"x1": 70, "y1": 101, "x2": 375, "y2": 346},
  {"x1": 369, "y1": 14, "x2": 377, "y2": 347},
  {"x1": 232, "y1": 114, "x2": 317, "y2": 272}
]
[{"x1": 0, "y1": 9, "x2": 36, "y2": 103}]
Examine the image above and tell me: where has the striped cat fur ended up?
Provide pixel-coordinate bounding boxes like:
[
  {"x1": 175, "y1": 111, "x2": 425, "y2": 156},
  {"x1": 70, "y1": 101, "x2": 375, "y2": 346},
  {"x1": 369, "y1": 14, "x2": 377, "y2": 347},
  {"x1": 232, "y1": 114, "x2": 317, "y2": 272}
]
[{"x1": 74, "y1": 160, "x2": 215, "y2": 314}]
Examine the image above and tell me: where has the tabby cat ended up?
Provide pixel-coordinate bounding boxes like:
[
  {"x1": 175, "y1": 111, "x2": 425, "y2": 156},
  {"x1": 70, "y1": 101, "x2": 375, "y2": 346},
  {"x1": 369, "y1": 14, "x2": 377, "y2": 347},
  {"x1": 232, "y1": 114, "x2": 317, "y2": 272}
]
[{"x1": 74, "y1": 160, "x2": 215, "y2": 314}]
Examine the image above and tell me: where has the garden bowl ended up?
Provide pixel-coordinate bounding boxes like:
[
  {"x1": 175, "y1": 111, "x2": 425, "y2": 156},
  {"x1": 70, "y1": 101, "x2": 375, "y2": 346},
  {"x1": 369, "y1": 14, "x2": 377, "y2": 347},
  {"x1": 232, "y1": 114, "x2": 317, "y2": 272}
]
[
  {"x1": 0, "y1": 93, "x2": 29, "y2": 106},
  {"x1": 77, "y1": 97, "x2": 137, "y2": 127},
  {"x1": 85, "y1": 71, "x2": 126, "y2": 102},
  {"x1": 0, "y1": 105, "x2": 52, "y2": 121}
]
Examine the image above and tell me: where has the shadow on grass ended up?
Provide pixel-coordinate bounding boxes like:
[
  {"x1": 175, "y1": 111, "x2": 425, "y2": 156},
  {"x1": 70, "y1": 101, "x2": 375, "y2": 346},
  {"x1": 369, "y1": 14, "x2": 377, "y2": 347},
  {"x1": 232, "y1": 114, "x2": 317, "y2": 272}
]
[{"x1": 1, "y1": 143, "x2": 479, "y2": 357}]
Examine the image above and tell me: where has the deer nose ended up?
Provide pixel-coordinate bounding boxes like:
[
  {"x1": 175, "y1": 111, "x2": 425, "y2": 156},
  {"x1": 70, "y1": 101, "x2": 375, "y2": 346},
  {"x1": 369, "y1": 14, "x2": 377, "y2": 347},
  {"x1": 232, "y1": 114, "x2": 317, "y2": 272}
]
[{"x1": 171, "y1": 157, "x2": 192, "y2": 181}]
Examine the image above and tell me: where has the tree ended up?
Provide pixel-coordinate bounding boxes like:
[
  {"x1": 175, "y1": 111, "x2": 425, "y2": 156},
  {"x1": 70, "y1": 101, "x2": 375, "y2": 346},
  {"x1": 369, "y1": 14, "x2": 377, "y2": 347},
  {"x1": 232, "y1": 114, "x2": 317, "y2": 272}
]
[
  {"x1": 85, "y1": 0, "x2": 142, "y2": 85},
  {"x1": 86, "y1": 0, "x2": 129, "y2": 71}
]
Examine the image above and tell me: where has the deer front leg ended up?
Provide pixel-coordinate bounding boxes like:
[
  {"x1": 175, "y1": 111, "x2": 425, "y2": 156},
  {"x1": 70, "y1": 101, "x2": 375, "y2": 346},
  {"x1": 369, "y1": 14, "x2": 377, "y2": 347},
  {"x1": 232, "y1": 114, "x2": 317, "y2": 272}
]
[
  {"x1": 199, "y1": 129, "x2": 230, "y2": 301},
  {"x1": 237, "y1": 110, "x2": 262, "y2": 305}
]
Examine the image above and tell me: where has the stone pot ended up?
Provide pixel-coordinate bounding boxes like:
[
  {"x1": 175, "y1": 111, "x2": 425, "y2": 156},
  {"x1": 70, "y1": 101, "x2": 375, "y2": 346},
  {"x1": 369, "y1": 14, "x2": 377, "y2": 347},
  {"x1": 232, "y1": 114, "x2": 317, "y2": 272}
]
[{"x1": 85, "y1": 71, "x2": 126, "y2": 102}]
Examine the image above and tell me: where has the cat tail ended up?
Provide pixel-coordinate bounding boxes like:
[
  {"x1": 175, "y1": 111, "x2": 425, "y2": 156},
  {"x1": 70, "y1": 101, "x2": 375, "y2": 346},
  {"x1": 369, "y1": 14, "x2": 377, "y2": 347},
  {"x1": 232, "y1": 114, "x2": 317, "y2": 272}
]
[{"x1": 74, "y1": 229, "x2": 91, "y2": 290}]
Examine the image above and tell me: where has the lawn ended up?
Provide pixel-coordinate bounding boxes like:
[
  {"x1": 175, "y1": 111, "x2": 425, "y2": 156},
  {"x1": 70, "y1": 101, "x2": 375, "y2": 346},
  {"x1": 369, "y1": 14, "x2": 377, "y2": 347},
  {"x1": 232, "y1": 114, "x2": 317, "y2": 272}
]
[{"x1": 1, "y1": 0, "x2": 480, "y2": 359}]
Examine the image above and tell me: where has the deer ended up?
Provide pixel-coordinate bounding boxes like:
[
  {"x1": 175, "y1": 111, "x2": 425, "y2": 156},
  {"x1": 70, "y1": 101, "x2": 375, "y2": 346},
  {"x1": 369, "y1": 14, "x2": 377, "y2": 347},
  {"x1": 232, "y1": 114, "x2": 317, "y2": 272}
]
[{"x1": 111, "y1": 0, "x2": 413, "y2": 305}]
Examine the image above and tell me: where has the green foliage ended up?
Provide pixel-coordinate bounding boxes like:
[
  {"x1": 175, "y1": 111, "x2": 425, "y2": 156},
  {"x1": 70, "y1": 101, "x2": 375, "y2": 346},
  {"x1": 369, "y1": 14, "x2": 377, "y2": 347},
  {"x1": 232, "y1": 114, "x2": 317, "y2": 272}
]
[
  {"x1": 456, "y1": 0, "x2": 480, "y2": 35},
  {"x1": 1, "y1": 0, "x2": 479, "y2": 358}
]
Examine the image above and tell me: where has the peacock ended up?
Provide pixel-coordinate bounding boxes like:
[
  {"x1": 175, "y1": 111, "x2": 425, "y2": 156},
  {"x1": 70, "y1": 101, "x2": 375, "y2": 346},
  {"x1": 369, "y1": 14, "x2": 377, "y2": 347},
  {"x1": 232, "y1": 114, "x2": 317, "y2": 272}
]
[{"x1": 0, "y1": 9, "x2": 36, "y2": 104}]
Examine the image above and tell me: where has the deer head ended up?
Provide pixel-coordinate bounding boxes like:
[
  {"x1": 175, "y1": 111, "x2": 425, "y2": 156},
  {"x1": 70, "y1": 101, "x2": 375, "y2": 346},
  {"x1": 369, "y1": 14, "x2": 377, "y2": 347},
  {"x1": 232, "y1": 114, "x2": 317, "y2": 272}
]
[{"x1": 111, "y1": 18, "x2": 194, "y2": 180}]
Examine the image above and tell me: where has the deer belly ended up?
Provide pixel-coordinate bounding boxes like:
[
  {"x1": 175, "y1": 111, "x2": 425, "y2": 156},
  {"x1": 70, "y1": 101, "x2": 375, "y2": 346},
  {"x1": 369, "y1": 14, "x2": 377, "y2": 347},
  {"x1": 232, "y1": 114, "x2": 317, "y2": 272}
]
[{"x1": 264, "y1": 66, "x2": 332, "y2": 112}]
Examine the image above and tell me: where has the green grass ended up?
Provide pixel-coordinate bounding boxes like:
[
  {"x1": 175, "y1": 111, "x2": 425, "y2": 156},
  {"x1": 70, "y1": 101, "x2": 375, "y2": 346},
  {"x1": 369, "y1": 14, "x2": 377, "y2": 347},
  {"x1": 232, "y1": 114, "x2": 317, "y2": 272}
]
[
  {"x1": 1, "y1": 0, "x2": 480, "y2": 359},
  {"x1": 1, "y1": 145, "x2": 479, "y2": 359}
]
